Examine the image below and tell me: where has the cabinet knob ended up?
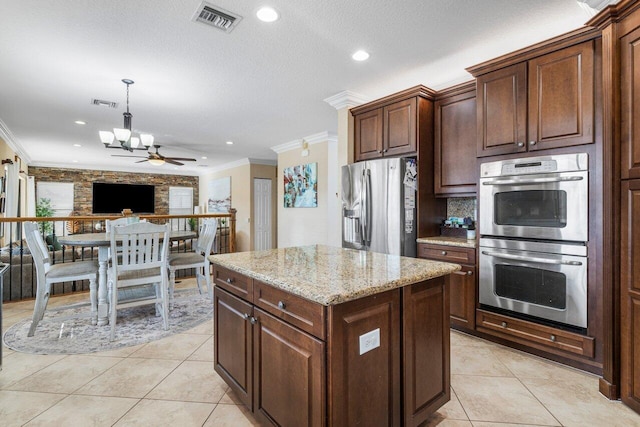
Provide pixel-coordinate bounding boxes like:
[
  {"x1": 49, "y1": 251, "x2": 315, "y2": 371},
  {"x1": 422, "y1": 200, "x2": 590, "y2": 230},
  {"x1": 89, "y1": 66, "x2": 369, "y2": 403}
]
[
  {"x1": 278, "y1": 301, "x2": 286, "y2": 310},
  {"x1": 243, "y1": 313, "x2": 250, "y2": 320},
  {"x1": 249, "y1": 316, "x2": 258, "y2": 325},
  {"x1": 441, "y1": 251, "x2": 447, "y2": 256},
  {"x1": 226, "y1": 277, "x2": 234, "y2": 284},
  {"x1": 377, "y1": 150, "x2": 382, "y2": 154},
  {"x1": 467, "y1": 270, "x2": 473, "y2": 275},
  {"x1": 383, "y1": 148, "x2": 388, "y2": 153},
  {"x1": 501, "y1": 321, "x2": 507, "y2": 328},
  {"x1": 516, "y1": 142, "x2": 525, "y2": 148},
  {"x1": 529, "y1": 140, "x2": 537, "y2": 146},
  {"x1": 550, "y1": 334, "x2": 556, "y2": 342}
]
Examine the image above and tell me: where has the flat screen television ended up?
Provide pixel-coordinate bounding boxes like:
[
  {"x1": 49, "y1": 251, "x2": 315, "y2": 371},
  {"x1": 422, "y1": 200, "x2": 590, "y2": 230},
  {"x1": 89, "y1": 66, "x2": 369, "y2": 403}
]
[{"x1": 92, "y1": 183, "x2": 155, "y2": 214}]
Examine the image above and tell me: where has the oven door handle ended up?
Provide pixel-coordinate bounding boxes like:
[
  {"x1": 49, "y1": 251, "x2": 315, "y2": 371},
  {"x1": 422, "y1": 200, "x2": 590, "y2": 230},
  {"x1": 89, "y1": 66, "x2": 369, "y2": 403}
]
[
  {"x1": 481, "y1": 251, "x2": 583, "y2": 266},
  {"x1": 481, "y1": 176, "x2": 584, "y2": 186}
]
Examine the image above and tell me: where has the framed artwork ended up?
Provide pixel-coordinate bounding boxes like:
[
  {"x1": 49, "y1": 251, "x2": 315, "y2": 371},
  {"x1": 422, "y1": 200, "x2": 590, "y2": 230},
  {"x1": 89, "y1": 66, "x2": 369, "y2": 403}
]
[
  {"x1": 283, "y1": 162, "x2": 317, "y2": 208},
  {"x1": 208, "y1": 177, "x2": 231, "y2": 212}
]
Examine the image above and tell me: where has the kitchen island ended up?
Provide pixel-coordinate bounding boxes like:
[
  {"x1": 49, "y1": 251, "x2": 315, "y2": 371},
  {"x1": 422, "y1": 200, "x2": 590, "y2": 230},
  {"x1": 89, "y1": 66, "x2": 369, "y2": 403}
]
[{"x1": 210, "y1": 245, "x2": 460, "y2": 427}]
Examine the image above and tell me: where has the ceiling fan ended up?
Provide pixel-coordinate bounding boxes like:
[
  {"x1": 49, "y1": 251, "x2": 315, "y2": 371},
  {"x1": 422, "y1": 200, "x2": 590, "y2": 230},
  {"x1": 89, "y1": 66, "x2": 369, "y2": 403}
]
[{"x1": 112, "y1": 145, "x2": 197, "y2": 166}]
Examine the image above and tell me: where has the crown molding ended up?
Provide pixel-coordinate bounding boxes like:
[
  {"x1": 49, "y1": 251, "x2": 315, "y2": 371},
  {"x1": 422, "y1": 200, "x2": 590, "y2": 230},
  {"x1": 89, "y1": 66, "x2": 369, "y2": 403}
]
[
  {"x1": 270, "y1": 131, "x2": 338, "y2": 154},
  {"x1": 207, "y1": 157, "x2": 277, "y2": 173},
  {"x1": 0, "y1": 119, "x2": 31, "y2": 164},
  {"x1": 323, "y1": 91, "x2": 371, "y2": 110}
]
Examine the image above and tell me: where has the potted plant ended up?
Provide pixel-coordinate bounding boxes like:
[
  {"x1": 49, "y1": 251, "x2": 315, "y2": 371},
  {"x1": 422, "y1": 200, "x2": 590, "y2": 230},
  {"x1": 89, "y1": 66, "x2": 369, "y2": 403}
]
[
  {"x1": 187, "y1": 217, "x2": 197, "y2": 232},
  {"x1": 35, "y1": 198, "x2": 61, "y2": 250}
]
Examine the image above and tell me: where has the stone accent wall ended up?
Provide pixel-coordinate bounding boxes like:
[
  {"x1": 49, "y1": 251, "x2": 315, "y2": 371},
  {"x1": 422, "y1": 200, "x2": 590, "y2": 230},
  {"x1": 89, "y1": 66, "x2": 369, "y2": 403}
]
[{"x1": 29, "y1": 167, "x2": 199, "y2": 215}]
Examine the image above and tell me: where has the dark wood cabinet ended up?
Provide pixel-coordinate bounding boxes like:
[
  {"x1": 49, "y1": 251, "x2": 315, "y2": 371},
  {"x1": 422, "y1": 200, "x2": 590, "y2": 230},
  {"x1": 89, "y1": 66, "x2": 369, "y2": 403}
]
[
  {"x1": 621, "y1": 26, "x2": 640, "y2": 179},
  {"x1": 254, "y1": 307, "x2": 325, "y2": 427},
  {"x1": 474, "y1": 40, "x2": 595, "y2": 157},
  {"x1": 352, "y1": 86, "x2": 435, "y2": 162},
  {"x1": 402, "y1": 276, "x2": 450, "y2": 426},
  {"x1": 476, "y1": 63, "x2": 527, "y2": 157},
  {"x1": 213, "y1": 264, "x2": 450, "y2": 426},
  {"x1": 434, "y1": 82, "x2": 477, "y2": 196},
  {"x1": 418, "y1": 242, "x2": 476, "y2": 331},
  {"x1": 621, "y1": 180, "x2": 640, "y2": 412}
]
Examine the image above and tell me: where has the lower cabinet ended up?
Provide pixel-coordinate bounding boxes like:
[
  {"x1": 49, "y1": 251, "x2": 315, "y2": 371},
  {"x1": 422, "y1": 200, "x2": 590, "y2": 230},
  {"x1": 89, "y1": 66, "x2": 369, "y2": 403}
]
[
  {"x1": 213, "y1": 265, "x2": 450, "y2": 427},
  {"x1": 418, "y1": 242, "x2": 476, "y2": 331}
]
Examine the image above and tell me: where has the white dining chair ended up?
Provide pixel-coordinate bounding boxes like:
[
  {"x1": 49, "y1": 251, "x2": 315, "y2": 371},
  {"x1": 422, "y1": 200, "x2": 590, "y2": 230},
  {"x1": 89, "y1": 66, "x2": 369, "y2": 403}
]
[
  {"x1": 23, "y1": 221, "x2": 99, "y2": 336},
  {"x1": 107, "y1": 221, "x2": 171, "y2": 341},
  {"x1": 167, "y1": 218, "x2": 217, "y2": 306}
]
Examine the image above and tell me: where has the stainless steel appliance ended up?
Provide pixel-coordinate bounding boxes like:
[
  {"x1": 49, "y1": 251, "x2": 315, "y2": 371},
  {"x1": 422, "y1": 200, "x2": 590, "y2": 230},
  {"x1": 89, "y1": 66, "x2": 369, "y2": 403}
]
[
  {"x1": 479, "y1": 238, "x2": 587, "y2": 328},
  {"x1": 479, "y1": 153, "x2": 588, "y2": 242},
  {"x1": 341, "y1": 157, "x2": 416, "y2": 257}
]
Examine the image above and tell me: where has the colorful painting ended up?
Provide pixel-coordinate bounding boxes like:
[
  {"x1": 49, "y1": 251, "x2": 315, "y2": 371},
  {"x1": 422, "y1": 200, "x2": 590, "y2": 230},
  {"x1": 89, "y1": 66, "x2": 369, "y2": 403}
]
[
  {"x1": 283, "y1": 163, "x2": 317, "y2": 208},
  {"x1": 208, "y1": 177, "x2": 231, "y2": 213}
]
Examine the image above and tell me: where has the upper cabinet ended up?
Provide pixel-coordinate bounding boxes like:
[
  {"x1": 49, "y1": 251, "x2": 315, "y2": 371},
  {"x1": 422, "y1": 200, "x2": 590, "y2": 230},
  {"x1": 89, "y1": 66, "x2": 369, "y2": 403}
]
[
  {"x1": 471, "y1": 36, "x2": 597, "y2": 157},
  {"x1": 351, "y1": 86, "x2": 435, "y2": 162},
  {"x1": 621, "y1": 26, "x2": 640, "y2": 179},
  {"x1": 434, "y1": 82, "x2": 477, "y2": 196}
]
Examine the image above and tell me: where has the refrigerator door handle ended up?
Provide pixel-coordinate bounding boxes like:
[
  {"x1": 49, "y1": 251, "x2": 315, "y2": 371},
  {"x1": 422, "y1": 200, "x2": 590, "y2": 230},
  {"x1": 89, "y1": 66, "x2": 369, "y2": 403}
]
[
  {"x1": 360, "y1": 169, "x2": 367, "y2": 246},
  {"x1": 364, "y1": 168, "x2": 372, "y2": 246}
]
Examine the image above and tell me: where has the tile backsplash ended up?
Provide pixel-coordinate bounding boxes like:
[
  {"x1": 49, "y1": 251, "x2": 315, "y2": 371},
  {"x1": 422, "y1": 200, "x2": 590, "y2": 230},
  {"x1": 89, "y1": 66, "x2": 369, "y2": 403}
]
[{"x1": 447, "y1": 197, "x2": 477, "y2": 221}]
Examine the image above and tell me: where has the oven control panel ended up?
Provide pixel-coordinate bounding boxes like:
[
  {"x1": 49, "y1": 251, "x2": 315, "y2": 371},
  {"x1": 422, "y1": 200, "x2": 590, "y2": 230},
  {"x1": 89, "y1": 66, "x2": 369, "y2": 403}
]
[{"x1": 481, "y1": 153, "x2": 588, "y2": 177}]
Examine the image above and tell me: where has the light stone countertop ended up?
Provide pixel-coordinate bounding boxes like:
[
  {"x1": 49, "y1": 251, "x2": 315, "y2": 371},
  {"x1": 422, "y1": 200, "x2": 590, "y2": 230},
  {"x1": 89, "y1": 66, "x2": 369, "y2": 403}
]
[
  {"x1": 209, "y1": 245, "x2": 461, "y2": 306},
  {"x1": 417, "y1": 236, "x2": 477, "y2": 248}
]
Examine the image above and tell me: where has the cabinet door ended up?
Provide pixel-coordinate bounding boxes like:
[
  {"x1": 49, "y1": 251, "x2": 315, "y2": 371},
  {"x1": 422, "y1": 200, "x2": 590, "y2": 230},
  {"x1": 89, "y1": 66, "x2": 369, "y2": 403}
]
[
  {"x1": 435, "y1": 90, "x2": 477, "y2": 195},
  {"x1": 621, "y1": 28, "x2": 640, "y2": 179},
  {"x1": 476, "y1": 62, "x2": 527, "y2": 157},
  {"x1": 354, "y1": 108, "x2": 384, "y2": 161},
  {"x1": 402, "y1": 276, "x2": 450, "y2": 426},
  {"x1": 253, "y1": 308, "x2": 325, "y2": 427},
  {"x1": 449, "y1": 265, "x2": 476, "y2": 330},
  {"x1": 384, "y1": 97, "x2": 417, "y2": 157},
  {"x1": 214, "y1": 287, "x2": 253, "y2": 409},
  {"x1": 527, "y1": 40, "x2": 594, "y2": 151},
  {"x1": 621, "y1": 180, "x2": 640, "y2": 412}
]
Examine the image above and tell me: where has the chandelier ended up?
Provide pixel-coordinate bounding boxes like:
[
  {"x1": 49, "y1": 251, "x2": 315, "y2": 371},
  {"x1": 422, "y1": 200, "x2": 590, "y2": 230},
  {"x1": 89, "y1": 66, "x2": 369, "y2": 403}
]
[{"x1": 99, "y1": 79, "x2": 154, "y2": 151}]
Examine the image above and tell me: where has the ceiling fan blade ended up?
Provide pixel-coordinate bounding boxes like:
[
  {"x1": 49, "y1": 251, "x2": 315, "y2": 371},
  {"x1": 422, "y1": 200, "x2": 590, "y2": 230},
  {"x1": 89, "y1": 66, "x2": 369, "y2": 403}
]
[
  {"x1": 165, "y1": 159, "x2": 184, "y2": 166},
  {"x1": 165, "y1": 157, "x2": 197, "y2": 162},
  {"x1": 135, "y1": 159, "x2": 149, "y2": 163}
]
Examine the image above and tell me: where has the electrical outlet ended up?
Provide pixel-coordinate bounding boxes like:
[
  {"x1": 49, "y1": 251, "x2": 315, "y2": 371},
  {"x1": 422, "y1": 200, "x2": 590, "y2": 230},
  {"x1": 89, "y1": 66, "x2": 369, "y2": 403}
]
[{"x1": 359, "y1": 328, "x2": 380, "y2": 355}]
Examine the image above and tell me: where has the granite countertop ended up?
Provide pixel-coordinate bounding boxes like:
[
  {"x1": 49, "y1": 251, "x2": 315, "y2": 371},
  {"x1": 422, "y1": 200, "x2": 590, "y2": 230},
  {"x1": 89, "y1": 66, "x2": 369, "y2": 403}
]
[
  {"x1": 209, "y1": 245, "x2": 460, "y2": 306},
  {"x1": 417, "y1": 236, "x2": 477, "y2": 248}
]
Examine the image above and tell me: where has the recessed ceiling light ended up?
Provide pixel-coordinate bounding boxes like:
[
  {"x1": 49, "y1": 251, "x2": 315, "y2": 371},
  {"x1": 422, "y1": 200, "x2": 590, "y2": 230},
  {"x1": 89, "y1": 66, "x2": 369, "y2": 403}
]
[
  {"x1": 256, "y1": 7, "x2": 279, "y2": 22},
  {"x1": 74, "y1": 120, "x2": 86, "y2": 125},
  {"x1": 226, "y1": 141, "x2": 234, "y2": 145},
  {"x1": 73, "y1": 144, "x2": 82, "y2": 147},
  {"x1": 72, "y1": 160, "x2": 78, "y2": 163},
  {"x1": 352, "y1": 50, "x2": 370, "y2": 61},
  {"x1": 202, "y1": 156, "x2": 208, "y2": 160}
]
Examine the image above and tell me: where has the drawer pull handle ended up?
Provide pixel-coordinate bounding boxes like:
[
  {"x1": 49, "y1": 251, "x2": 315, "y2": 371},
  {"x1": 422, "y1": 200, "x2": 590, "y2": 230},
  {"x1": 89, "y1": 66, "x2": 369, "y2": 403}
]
[
  {"x1": 550, "y1": 334, "x2": 556, "y2": 342},
  {"x1": 278, "y1": 301, "x2": 286, "y2": 310},
  {"x1": 226, "y1": 277, "x2": 234, "y2": 284},
  {"x1": 501, "y1": 322, "x2": 507, "y2": 328},
  {"x1": 441, "y1": 251, "x2": 447, "y2": 256}
]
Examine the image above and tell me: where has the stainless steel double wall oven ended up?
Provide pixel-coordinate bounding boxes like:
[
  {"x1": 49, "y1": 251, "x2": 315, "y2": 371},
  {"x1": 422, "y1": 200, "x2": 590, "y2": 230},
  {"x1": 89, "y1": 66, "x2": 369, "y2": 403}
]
[{"x1": 479, "y1": 153, "x2": 589, "y2": 329}]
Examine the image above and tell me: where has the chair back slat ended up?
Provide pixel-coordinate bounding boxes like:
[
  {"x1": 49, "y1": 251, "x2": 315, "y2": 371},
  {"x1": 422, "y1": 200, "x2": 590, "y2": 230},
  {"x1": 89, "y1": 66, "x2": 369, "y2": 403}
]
[
  {"x1": 110, "y1": 222, "x2": 170, "y2": 274},
  {"x1": 23, "y1": 221, "x2": 52, "y2": 274},
  {"x1": 195, "y1": 218, "x2": 218, "y2": 256}
]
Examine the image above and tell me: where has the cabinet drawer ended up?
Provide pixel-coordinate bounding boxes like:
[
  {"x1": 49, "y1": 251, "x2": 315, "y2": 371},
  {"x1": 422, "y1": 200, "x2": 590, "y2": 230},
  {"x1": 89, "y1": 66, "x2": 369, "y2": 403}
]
[
  {"x1": 254, "y1": 280, "x2": 326, "y2": 340},
  {"x1": 476, "y1": 309, "x2": 595, "y2": 358},
  {"x1": 213, "y1": 265, "x2": 253, "y2": 302},
  {"x1": 418, "y1": 243, "x2": 476, "y2": 264}
]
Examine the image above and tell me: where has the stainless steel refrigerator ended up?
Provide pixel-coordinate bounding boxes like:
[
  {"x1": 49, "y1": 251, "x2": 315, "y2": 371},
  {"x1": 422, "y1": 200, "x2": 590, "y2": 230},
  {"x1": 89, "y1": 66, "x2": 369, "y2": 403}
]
[{"x1": 341, "y1": 157, "x2": 417, "y2": 257}]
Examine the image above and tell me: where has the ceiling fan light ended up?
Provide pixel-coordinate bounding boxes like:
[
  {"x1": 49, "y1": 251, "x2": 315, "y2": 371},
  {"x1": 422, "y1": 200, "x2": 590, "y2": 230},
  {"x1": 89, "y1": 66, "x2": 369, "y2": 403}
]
[
  {"x1": 113, "y1": 127, "x2": 131, "y2": 143},
  {"x1": 140, "y1": 134, "x2": 154, "y2": 147},
  {"x1": 130, "y1": 136, "x2": 140, "y2": 149},
  {"x1": 148, "y1": 158, "x2": 165, "y2": 166},
  {"x1": 99, "y1": 131, "x2": 114, "y2": 146}
]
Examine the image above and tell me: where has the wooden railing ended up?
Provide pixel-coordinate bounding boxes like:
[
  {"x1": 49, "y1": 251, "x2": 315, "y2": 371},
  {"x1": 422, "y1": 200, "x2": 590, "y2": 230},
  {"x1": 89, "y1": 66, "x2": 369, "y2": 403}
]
[{"x1": 0, "y1": 209, "x2": 236, "y2": 302}]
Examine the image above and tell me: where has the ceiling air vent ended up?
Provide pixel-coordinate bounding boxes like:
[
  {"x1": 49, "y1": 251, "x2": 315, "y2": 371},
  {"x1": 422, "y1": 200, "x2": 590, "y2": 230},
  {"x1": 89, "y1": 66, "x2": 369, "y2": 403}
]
[
  {"x1": 91, "y1": 99, "x2": 118, "y2": 109},
  {"x1": 192, "y1": 2, "x2": 242, "y2": 33}
]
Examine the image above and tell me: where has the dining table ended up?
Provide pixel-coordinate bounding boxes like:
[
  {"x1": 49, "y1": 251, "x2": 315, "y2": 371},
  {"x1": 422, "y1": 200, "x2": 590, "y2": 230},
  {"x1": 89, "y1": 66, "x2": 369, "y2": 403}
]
[{"x1": 58, "y1": 230, "x2": 196, "y2": 326}]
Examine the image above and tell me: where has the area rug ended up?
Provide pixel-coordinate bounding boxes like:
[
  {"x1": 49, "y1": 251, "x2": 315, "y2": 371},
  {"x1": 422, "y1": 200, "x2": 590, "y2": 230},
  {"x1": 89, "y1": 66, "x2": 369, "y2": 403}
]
[{"x1": 3, "y1": 289, "x2": 213, "y2": 355}]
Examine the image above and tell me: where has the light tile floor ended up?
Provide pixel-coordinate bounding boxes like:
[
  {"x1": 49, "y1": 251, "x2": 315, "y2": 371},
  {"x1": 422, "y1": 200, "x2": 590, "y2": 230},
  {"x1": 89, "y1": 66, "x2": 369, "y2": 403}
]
[{"x1": 2, "y1": 284, "x2": 640, "y2": 426}]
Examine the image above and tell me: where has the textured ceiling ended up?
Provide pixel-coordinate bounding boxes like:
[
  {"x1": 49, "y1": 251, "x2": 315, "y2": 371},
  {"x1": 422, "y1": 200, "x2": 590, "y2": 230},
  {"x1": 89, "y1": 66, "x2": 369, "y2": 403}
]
[{"x1": 0, "y1": 0, "x2": 596, "y2": 175}]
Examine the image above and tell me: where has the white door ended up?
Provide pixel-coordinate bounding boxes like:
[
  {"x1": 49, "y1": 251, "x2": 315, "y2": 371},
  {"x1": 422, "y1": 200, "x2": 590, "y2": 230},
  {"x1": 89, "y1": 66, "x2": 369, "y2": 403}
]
[
  {"x1": 169, "y1": 187, "x2": 193, "y2": 231},
  {"x1": 254, "y1": 178, "x2": 272, "y2": 250}
]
